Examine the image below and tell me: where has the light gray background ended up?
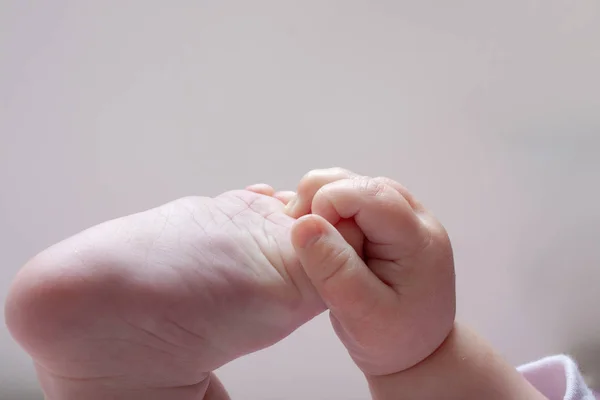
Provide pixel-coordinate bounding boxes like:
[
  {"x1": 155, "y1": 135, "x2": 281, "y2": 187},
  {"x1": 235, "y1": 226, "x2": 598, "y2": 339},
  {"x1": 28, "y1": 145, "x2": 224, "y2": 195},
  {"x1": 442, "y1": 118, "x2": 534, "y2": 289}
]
[{"x1": 1, "y1": 1, "x2": 599, "y2": 398}]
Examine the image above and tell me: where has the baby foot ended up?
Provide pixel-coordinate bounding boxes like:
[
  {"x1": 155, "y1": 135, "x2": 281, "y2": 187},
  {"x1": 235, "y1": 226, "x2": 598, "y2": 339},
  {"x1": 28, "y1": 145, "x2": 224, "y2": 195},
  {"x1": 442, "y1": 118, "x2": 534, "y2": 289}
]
[
  {"x1": 5, "y1": 189, "x2": 324, "y2": 400},
  {"x1": 286, "y1": 168, "x2": 456, "y2": 376}
]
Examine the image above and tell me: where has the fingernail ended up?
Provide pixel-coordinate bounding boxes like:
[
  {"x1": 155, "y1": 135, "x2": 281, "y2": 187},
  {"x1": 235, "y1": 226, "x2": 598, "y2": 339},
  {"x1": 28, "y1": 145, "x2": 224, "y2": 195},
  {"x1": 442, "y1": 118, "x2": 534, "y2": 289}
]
[
  {"x1": 285, "y1": 195, "x2": 298, "y2": 215},
  {"x1": 297, "y1": 218, "x2": 324, "y2": 249}
]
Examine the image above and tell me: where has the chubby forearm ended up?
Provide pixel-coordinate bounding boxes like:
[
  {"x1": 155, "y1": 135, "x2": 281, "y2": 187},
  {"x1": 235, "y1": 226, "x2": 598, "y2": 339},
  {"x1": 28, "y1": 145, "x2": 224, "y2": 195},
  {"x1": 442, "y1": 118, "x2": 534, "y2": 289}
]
[{"x1": 366, "y1": 323, "x2": 547, "y2": 400}]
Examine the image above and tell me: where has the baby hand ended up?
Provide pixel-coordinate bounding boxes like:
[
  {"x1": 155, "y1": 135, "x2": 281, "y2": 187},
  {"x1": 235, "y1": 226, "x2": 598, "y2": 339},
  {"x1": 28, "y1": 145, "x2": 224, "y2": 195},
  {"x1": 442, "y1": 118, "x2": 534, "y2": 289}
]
[{"x1": 286, "y1": 168, "x2": 456, "y2": 376}]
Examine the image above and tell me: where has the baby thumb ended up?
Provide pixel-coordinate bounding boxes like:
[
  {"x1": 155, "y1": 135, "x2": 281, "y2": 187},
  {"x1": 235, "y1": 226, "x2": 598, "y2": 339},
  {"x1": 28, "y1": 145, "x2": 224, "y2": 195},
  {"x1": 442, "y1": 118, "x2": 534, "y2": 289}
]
[{"x1": 291, "y1": 215, "x2": 392, "y2": 322}]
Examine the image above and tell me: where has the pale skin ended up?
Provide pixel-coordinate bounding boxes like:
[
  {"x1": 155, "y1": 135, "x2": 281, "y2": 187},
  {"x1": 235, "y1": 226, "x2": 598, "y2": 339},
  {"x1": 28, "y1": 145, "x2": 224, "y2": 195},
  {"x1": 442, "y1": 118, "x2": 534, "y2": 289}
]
[
  {"x1": 285, "y1": 169, "x2": 548, "y2": 400},
  {"x1": 5, "y1": 168, "x2": 546, "y2": 399}
]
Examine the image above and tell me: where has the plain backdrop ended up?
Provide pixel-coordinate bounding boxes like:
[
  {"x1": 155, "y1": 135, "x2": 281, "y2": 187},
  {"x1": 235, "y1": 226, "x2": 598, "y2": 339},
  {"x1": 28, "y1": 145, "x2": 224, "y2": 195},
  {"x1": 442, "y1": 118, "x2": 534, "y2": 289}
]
[{"x1": 1, "y1": 1, "x2": 599, "y2": 399}]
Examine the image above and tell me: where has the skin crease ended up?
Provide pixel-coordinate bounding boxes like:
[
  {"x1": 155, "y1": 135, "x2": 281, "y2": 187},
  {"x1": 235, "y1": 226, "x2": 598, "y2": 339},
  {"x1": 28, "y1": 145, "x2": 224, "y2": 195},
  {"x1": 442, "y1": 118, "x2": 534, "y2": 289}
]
[{"x1": 5, "y1": 167, "x2": 547, "y2": 400}]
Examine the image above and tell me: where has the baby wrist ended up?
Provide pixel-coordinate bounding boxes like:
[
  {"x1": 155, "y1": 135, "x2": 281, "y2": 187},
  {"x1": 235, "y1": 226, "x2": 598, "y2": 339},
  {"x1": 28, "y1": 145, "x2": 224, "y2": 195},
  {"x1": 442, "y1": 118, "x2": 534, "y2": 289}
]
[{"x1": 365, "y1": 323, "x2": 546, "y2": 400}]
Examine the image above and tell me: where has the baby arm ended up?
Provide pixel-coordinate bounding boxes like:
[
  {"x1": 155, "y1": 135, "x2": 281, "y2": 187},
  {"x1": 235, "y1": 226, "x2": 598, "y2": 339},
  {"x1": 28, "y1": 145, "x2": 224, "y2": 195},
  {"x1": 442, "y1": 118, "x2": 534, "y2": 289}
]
[
  {"x1": 285, "y1": 168, "x2": 546, "y2": 399},
  {"x1": 366, "y1": 323, "x2": 547, "y2": 400}
]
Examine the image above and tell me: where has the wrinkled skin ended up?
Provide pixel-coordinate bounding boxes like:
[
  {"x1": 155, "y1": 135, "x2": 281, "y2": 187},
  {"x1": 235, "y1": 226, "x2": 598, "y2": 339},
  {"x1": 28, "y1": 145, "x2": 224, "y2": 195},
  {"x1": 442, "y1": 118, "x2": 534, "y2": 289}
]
[{"x1": 5, "y1": 190, "x2": 324, "y2": 399}]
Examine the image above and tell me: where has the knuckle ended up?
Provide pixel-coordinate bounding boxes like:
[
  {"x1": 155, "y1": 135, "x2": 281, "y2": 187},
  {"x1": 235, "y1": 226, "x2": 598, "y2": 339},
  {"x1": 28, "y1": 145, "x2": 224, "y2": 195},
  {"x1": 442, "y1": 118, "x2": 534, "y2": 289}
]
[
  {"x1": 328, "y1": 167, "x2": 352, "y2": 176},
  {"x1": 372, "y1": 176, "x2": 398, "y2": 187},
  {"x1": 297, "y1": 169, "x2": 323, "y2": 195},
  {"x1": 325, "y1": 243, "x2": 353, "y2": 266},
  {"x1": 372, "y1": 176, "x2": 421, "y2": 209},
  {"x1": 319, "y1": 244, "x2": 355, "y2": 283},
  {"x1": 352, "y1": 177, "x2": 387, "y2": 197},
  {"x1": 298, "y1": 167, "x2": 350, "y2": 197}
]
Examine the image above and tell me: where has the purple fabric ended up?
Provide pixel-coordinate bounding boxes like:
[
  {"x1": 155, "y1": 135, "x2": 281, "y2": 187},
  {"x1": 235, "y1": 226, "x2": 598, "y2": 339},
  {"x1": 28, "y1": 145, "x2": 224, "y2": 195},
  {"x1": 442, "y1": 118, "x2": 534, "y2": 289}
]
[{"x1": 519, "y1": 355, "x2": 597, "y2": 400}]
